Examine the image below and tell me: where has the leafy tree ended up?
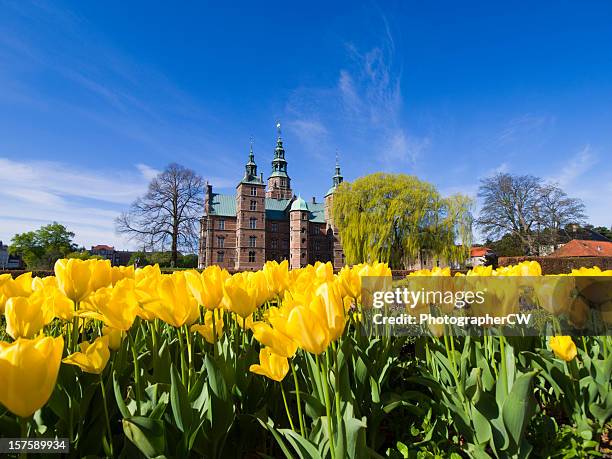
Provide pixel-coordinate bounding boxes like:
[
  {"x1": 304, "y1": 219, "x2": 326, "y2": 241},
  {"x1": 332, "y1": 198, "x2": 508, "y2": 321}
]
[
  {"x1": 332, "y1": 173, "x2": 473, "y2": 269},
  {"x1": 477, "y1": 173, "x2": 585, "y2": 255},
  {"x1": 592, "y1": 226, "x2": 612, "y2": 240},
  {"x1": 128, "y1": 251, "x2": 151, "y2": 267},
  {"x1": 66, "y1": 250, "x2": 103, "y2": 261},
  {"x1": 486, "y1": 234, "x2": 525, "y2": 257},
  {"x1": 10, "y1": 222, "x2": 76, "y2": 269},
  {"x1": 116, "y1": 163, "x2": 204, "y2": 267}
]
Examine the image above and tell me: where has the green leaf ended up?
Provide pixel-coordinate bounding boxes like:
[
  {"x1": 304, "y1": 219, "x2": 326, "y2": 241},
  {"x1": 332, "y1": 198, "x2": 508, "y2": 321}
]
[
  {"x1": 280, "y1": 429, "x2": 323, "y2": 459},
  {"x1": 122, "y1": 416, "x2": 166, "y2": 459},
  {"x1": 502, "y1": 370, "x2": 538, "y2": 449},
  {"x1": 113, "y1": 370, "x2": 130, "y2": 419},
  {"x1": 170, "y1": 363, "x2": 192, "y2": 433}
]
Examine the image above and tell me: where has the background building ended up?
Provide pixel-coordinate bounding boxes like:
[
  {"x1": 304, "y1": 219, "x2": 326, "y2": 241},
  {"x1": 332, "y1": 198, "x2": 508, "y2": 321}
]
[{"x1": 198, "y1": 128, "x2": 344, "y2": 271}]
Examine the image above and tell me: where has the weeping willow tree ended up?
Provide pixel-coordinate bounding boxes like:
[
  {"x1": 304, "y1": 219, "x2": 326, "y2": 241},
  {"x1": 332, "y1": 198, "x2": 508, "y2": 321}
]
[{"x1": 332, "y1": 173, "x2": 473, "y2": 269}]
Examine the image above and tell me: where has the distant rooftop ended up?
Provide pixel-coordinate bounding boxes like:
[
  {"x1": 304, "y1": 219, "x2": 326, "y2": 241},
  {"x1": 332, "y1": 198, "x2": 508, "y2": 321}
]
[{"x1": 550, "y1": 239, "x2": 612, "y2": 257}]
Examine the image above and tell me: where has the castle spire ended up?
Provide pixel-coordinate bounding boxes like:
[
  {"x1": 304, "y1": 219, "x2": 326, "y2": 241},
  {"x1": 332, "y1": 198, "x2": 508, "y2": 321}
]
[
  {"x1": 333, "y1": 150, "x2": 343, "y2": 187},
  {"x1": 243, "y1": 137, "x2": 260, "y2": 183}
]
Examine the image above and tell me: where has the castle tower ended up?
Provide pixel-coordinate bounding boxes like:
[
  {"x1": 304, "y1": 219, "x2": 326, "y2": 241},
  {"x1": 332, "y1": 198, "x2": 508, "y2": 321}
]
[
  {"x1": 199, "y1": 182, "x2": 214, "y2": 268},
  {"x1": 289, "y1": 196, "x2": 309, "y2": 269},
  {"x1": 235, "y1": 142, "x2": 266, "y2": 270},
  {"x1": 324, "y1": 155, "x2": 344, "y2": 269},
  {"x1": 266, "y1": 123, "x2": 293, "y2": 200}
]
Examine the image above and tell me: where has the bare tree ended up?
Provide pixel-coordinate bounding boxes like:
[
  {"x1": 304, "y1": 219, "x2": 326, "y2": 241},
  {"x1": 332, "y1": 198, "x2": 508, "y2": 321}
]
[
  {"x1": 476, "y1": 173, "x2": 586, "y2": 255},
  {"x1": 537, "y1": 183, "x2": 586, "y2": 240},
  {"x1": 116, "y1": 163, "x2": 204, "y2": 266}
]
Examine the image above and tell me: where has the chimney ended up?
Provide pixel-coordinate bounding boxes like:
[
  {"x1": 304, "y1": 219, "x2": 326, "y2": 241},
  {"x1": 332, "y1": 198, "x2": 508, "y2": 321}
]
[
  {"x1": 312, "y1": 197, "x2": 316, "y2": 204},
  {"x1": 260, "y1": 172, "x2": 263, "y2": 182}
]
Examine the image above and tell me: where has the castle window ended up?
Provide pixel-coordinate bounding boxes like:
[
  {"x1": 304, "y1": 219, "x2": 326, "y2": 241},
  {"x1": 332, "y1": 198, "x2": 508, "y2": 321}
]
[
  {"x1": 302, "y1": 214, "x2": 307, "y2": 221},
  {"x1": 301, "y1": 238, "x2": 306, "y2": 244},
  {"x1": 315, "y1": 241, "x2": 320, "y2": 251},
  {"x1": 248, "y1": 251, "x2": 256, "y2": 263},
  {"x1": 218, "y1": 219, "x2": 225, "y2": 230},
  {"x1": 250, "y1": 200, "x2": 257, "y2": 211},
  {"x1": 217, "y1": 236, "x2": 225, "y2": 248},
  {"x1": 271, "y1": 222, "x2": 278, "y2": 232},
  {"x1": 271, "y1": 239, "x2": 278, "y2": 249},
  {"x1": 217, "y1": 251, "x2": 224, "y2": 262},
  {"x1": 249, "y1": 217, "x2": 257, "y2": 229},
  {"x1": 301, "y1": 252, "x2": 305, "y2": 258},
  {"x1": 280, "y1": 178, "x2": 286, "y2": 187},
  {"x1": 250, "y1": 187, "x2": 257, "y2": 196},
  {"x1": 301, "y1": 227, "x2": 305, "y2": 234},
  {"x1": 249, "y1": 236, "x2": 256, "y2": 248}
]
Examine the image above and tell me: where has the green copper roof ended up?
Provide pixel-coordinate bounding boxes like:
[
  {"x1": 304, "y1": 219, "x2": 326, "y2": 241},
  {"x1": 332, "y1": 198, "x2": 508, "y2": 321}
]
[
  {"x1": 207, "y1": 194, "x2": 325, "y2": 223},
  {"x1": 325, "y1": 186, "x2": 336, "y2": 197},
  {"x1": 308, "y1": 202, "x2": 326, "y2": 223},
  {"x1": 290, "y1": 196, "x2": 309, "y2": 212},
  {"x1": 265, "y1": 198, "x2": 291, "y2": 220},
  {"x1": 269, "y1": 170, "x2": 289, "y2": 178},
  {"x1": 209, "y1": 193, "x2": 236, "y2": 217},
  {"x1": 239, "y1": 177, "x2": 264, "y2": 185}
]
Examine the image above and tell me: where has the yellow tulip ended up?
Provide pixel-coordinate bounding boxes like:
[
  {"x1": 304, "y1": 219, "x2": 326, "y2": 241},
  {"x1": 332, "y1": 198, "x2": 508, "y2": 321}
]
[
  {"x1": 54, "y1": 258, "x2": 111, "y2": 303},
  {"x1": 337, "y1": 265, "x2": 361, "y2": 300},
  {"x1": 5, "y1": 293, "x2": 48, "y2": 339},
  {"x1": 251, "y1": 321, "x2": 297, "y2": 358},
  {"x1": 190, "y1": 310, "x2": 224, "y2": 344},
  {"x1": 143, "y1": 272, "x2": 199, "y2": 327},
  {"x1": 111, "y1": 265, "x2": 134, "y2": 285},
  {"x1": 0, "y1": 272, "x2": 33, "y2": 313},
  {"x1": 79, "y1": 279, "x2": 139, "y2": 330},
  {"x1": 263, "y1": 260, "x2": 289, "y2": 295},
  {"x1": 285, "y1": 305, "x2": 330, "y2": 355},
  {"x1": 249, "y1": 347, "x2": 289, "y2": 382},
  {"x1": 314, "y1": 261, "x2": 335, "y2": 284},
  {"x1": 313, "y1": 281, "x2": 346, "y2": 341},
  {"x1": 549, "y1": 336, "x2": 577, "y2": 361},
  {"x1": 185, "y1": 265, "x2": 227, "y2": 309},
  {"x1": 0, "y1": 335, "x2": 64, "y2": 418},
  {"x1": 222, "y1": 274, "x2": 258, "y2": 319},
  {"x1": 63, "y1": 335, "x2": 110, "y2": 374},
  {"x1": 102, "y1": 326, "x2": 123, "y2": 351}
]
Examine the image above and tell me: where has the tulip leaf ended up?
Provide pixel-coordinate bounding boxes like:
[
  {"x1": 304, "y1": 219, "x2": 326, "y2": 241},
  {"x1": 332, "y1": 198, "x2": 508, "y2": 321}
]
[
  {"x1": 279, "y1": 429, "x2": 323, "y2": 459},
  {"x1": 502, "y1": 370, "x2": 538, "y2": 449},
  {"x1": 113, "y1": 370, "x2": 131, "y2": 419},
  {"x1": 170, "y1": 363, "x2": 192, "y2": 433},
  {"x1": 123, "y1": 416, "x2": 166, "y2": 459}
]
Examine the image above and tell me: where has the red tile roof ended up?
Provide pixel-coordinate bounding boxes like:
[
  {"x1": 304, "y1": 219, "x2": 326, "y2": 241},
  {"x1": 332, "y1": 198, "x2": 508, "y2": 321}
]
[
  {"x1": 550, "y1": 239, "x2": 612, "y2": 257},
  {"x1": 470, "y1": 247, "x2": 491, "y2": 257},
  {"x1": 92, "y1": 244, "x2": 114, "y2": 251}
]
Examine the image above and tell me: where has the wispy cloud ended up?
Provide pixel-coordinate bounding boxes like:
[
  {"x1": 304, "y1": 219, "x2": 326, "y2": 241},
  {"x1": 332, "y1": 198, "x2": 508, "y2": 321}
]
[
  {"x1": 548, "y1": 144, "x2": 596, "y2": 187},
  {"x1": 285, "y1": 16, "x2": 427, "y2": 169},
  {"x1": 0, "y1": 157, "x2": 155, "y2": 248}
]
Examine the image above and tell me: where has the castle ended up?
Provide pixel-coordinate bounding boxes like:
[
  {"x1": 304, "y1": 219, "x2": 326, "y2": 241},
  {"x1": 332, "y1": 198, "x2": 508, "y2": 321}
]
[{"x1": 197, "y1": 126, "x2": 345, "y2": 271}]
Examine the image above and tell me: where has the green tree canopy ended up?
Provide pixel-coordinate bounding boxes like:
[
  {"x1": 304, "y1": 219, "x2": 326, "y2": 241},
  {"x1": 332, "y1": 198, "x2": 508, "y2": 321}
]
[
  {"x1": 332, "y1": 173, "x2": 473, "y2": 269},
  {"x1": 10, "y1": 222, "x2": 76, "y2": 269}
]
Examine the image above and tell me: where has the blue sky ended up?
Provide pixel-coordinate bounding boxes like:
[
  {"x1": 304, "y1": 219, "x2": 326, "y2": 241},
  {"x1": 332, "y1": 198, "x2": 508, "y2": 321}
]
[{"x1": 1, "y1": 1, "x2": 611, "y2": 249}]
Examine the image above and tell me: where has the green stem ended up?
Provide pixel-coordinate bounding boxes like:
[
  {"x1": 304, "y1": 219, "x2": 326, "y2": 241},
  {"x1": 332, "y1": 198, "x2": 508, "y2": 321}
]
[
  {"x1": 332, "y1": 347, "x2": 343, "y2": 451},
  {"x1": 211, "y1": 309, "x2": 217, "y2": 357},
  {"x1": 128, "y1": 331, "x2": 142, "y2": 415},
  {"x1": 186, "y1": 325, "x2": 193, "y2": 391},
  {"x1": 321, "y1": 354, "x2": 336, "y2": 459},
  {"x1": 499, "y1": 335, "x2": 508, "y2": 396},
  {"x1": 291, "y1": 361, "x2": 306, "y2": 437},
  {"x1": 100, "y1": 375, "x2": 114, "y2": 457},
  {"x1": 177, "y1": 327, "x2": 187, "y2": 387},
  {"x1": 19, "y1": 417, "x2": 28, "y2": 459},
  {"x1": 280, "y1": 382, "x2": 296, "y2": 432}
]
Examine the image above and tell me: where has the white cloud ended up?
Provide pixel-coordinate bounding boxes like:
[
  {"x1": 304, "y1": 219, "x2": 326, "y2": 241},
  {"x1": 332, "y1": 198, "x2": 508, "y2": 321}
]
[
  {"x1": 0, "y1": 157, "x2": 157, "y2": 248},
  {"x1": 136, "y1": 163, "x2": 161, "y2": 181},
  {"x1": 548, "y1": 145, "x2": 596, "y2": 187}
]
